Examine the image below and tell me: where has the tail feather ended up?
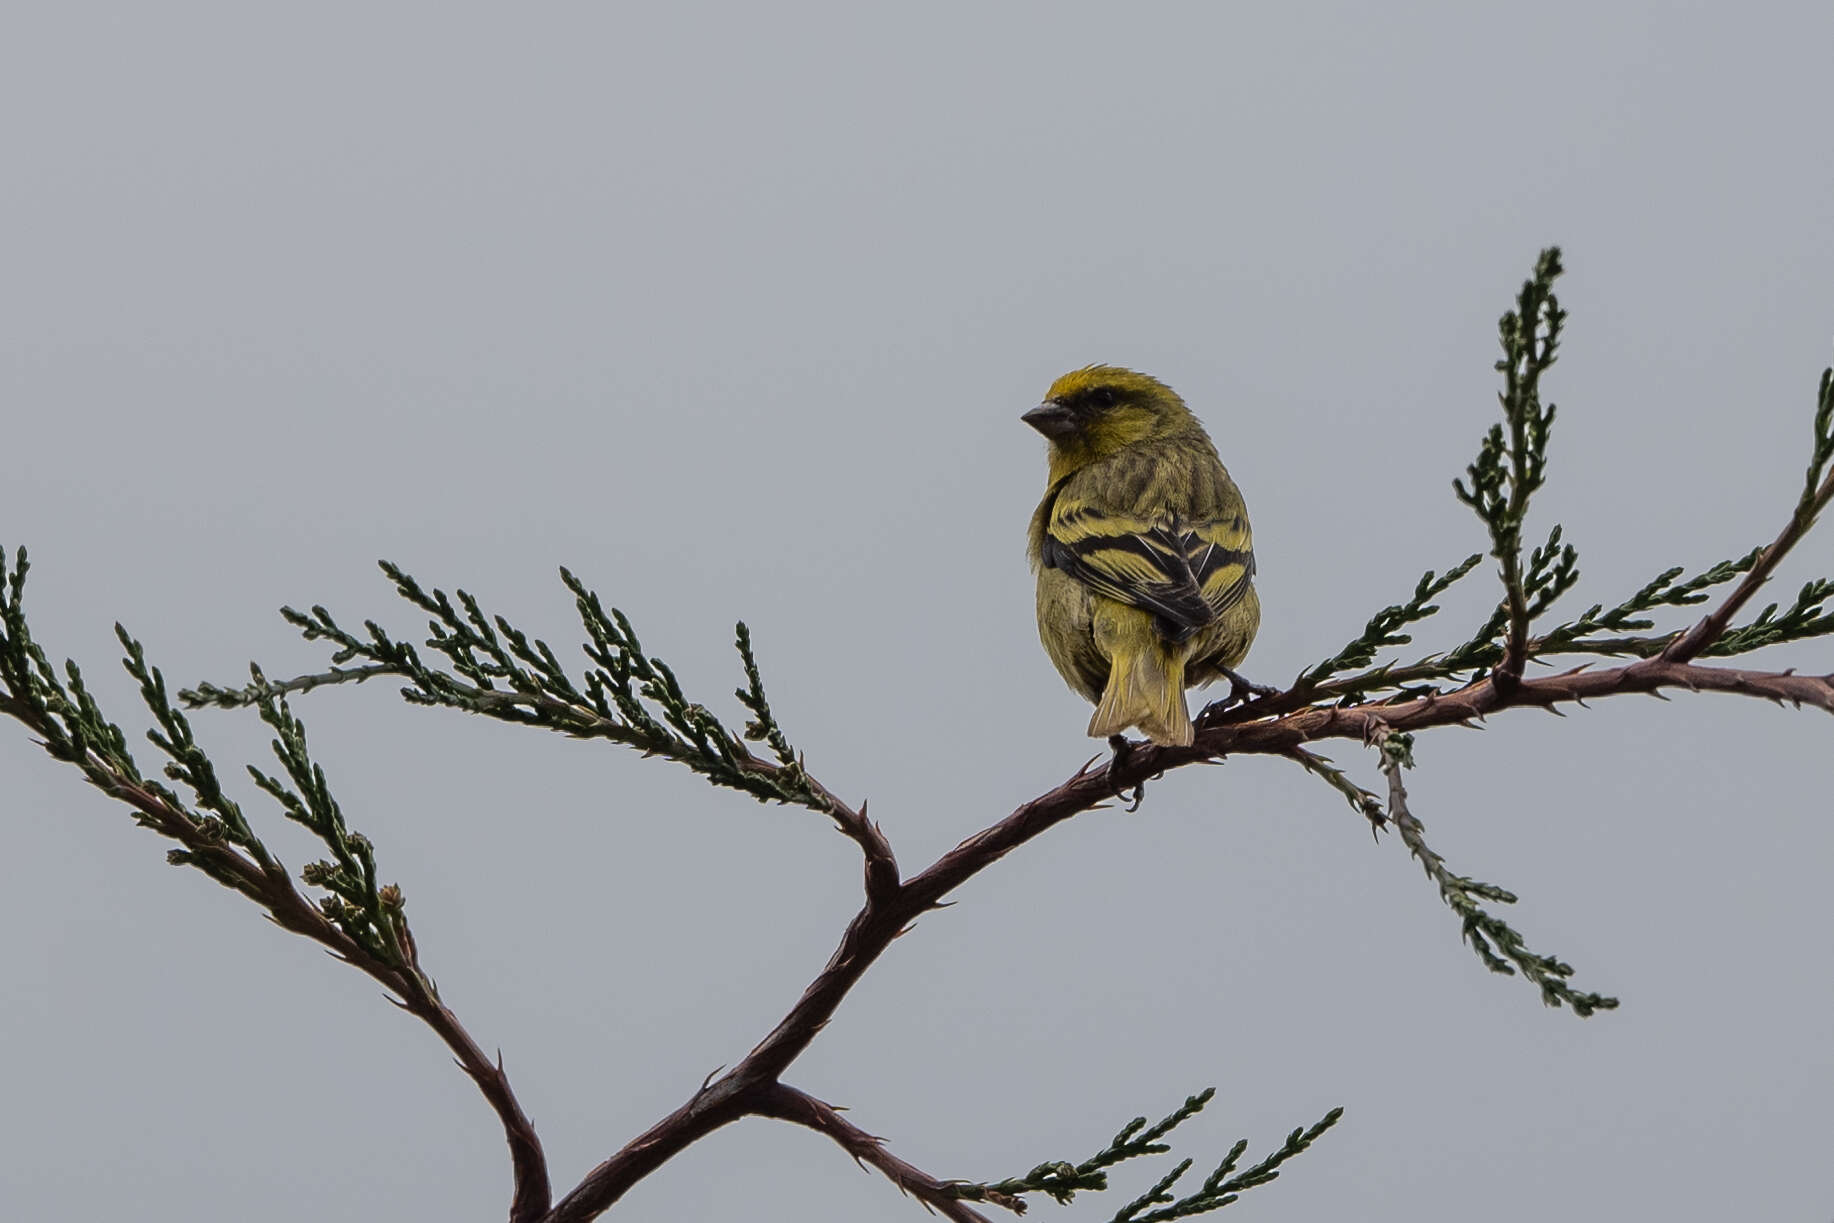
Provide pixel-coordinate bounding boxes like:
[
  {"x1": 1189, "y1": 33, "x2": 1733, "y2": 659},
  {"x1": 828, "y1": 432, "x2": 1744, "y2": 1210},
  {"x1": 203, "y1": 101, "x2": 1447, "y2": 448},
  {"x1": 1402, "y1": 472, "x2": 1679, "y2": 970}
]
[{"x1": 1088, "y1": 644, "x2": 1192, "y2": 746}]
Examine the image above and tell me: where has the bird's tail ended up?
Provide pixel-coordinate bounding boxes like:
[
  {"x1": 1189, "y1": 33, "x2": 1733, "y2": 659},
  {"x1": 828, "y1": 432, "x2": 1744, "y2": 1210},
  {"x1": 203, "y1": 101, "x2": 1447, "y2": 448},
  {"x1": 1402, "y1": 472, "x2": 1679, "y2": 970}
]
[{"x1": 1088, "y1": 641, "x2": 1192, "y2": 747}]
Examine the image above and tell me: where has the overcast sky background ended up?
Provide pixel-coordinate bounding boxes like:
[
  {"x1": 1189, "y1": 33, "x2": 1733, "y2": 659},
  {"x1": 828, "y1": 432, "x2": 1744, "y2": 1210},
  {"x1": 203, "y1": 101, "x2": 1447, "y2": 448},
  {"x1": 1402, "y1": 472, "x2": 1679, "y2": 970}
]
[{"x1": 5, "y1": 5, "x2": 1833, "y2": 1221}]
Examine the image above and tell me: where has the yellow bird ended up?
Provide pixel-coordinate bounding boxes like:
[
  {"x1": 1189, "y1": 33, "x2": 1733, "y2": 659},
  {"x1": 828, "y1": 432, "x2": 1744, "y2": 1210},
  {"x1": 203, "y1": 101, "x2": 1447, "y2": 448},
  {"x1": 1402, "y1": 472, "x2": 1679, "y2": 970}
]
[{"x1": 1025, "y1": 365, "x2": 1260, "y2": 747}]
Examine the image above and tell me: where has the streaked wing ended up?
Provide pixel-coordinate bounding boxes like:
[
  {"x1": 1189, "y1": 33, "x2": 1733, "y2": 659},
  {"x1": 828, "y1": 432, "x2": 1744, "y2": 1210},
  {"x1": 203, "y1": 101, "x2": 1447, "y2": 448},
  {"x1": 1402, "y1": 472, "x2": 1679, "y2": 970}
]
[{"x1": 1043, "y1": 501, "x2": 1255, "y2": 641}]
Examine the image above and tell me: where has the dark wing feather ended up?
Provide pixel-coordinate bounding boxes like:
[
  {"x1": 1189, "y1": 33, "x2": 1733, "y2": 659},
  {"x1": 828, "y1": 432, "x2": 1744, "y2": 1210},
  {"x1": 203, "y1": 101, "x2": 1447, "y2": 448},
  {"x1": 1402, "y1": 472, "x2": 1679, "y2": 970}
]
[{"x1": 1043, "y1": 501, "x2": 1255, "y2": 643}]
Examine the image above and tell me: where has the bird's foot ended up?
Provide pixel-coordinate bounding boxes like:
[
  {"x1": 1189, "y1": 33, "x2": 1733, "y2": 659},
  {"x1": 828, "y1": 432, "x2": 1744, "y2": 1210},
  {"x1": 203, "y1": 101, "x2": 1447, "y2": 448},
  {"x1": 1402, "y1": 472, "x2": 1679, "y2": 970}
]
[
  {"x1": 1106, "y1": 734, "x2": 1149, "y2": 813},
  {"x1": 1220, "y1": 664, "x2": 1280, "y2": 702},
  {"x1": 1196, "y1": 666, "x2": 1281, "y2": 728}
]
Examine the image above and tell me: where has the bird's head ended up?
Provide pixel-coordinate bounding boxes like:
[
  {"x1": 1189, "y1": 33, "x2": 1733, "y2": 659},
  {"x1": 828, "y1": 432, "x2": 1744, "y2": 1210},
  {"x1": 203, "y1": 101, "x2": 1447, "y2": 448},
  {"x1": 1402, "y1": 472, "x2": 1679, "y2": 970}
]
[{"x1": 1023, "y1": 365, "x2": 1203, "y2": 476}]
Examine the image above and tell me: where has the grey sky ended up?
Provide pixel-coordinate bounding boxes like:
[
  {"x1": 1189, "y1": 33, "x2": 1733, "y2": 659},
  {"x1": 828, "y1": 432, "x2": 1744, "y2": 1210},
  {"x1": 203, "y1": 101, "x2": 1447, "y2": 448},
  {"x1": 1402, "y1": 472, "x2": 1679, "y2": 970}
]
[{"x1": 5, "y1": 4, "x2": 1832, "y2": 1220}]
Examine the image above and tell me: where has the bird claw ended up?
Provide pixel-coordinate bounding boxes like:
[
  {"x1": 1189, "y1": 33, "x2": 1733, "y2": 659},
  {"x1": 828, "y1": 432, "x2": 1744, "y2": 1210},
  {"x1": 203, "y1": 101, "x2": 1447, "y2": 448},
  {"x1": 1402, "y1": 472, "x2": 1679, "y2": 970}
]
[
  {"x1": 1196, "y1": 666, "x2": 1279, "y2": 727},
  {"x1": 1106, "y1": 734, "x2": 1149, "y2": 812},
  {"x1": 1220, "y1": 664, "x2": 1279, "y2": 703}
]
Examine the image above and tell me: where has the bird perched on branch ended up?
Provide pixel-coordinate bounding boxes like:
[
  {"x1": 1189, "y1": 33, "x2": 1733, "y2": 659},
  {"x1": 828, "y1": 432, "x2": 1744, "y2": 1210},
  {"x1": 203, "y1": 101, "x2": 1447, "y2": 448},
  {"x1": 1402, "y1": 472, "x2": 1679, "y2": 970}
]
[{"x1": 1025, "y1": 365, "x2": 1260, "y2": 747}]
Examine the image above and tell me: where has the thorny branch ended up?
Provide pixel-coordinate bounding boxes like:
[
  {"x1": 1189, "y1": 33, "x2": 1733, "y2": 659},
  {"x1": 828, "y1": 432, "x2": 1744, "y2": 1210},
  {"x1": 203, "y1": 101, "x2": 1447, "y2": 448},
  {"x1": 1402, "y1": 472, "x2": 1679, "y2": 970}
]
[
  {"x1": 492, "y1": 642, "x2": 1834, "y2": 1221},
  {"x1": 1367, "y1": 725, "x2": 1613, "y2": 1015},
  {"x1": 7, "y1": 250, "x2": 1833, "y2": 1221},
  {"x1": 1664, "y1": 375, "x2": 1834, "y2": 664},
  {"x1": 0, "y1": 615, "x2": 551, "y2": 1221},
  {"x1": 755, "y1": 1083, "x2": 1004, "y2": 1223}
]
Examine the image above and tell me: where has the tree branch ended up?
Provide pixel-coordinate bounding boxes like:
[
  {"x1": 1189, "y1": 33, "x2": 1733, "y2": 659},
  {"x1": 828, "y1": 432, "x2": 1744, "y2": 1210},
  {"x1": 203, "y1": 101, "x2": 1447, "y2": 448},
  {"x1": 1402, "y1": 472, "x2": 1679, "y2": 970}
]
[
  {"x1": 14, "y1": 252, "x2": 1833, "y2": 1221},
  {"x1": 1665, "y1": 452, "x2": 1834, "y2": 662},
  {"x1": 156, "y1": 326, "x2": 1834, "y2": 1214},
  {"x1": 755, "y1": 1083, "x2": 1005, "y2": 1222},
  {"x1": 0, "y1": 578, "x2": 552, "y2": 1222},
  {"x1": 1368, "y1": 725, "x2": 1614, "y2": 1014},
  {"x1": 542, "y1": 647, "x2": 1831, "y2": 1219},
  {"x1": 64, "y1": 739, "x2": 552, "y2": 1219}
]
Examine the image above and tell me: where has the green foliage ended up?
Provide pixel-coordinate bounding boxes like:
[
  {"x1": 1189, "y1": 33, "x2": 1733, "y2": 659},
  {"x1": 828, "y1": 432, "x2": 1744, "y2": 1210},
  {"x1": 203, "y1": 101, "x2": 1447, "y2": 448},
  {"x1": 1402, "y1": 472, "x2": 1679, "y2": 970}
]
[
  {"x1": 1521, "y1": 523, "x2": 1579, "y2": 619},
  {"x1": 1531, "y1": 550, "x2": 1763, "y2": 657},
  {"x1": 1455, "y1": 246, "x2": 1565, "y2": 674},
  {"x1": 124, "y1": 635, "x2": 278, "y2": 889},
  {"x1": 1704, "y1": 576, "x2": 1834, "y2": 656},
  {"x1": 1296, "y1": 553, "x2": 1483, "y2": 694},
  {"x1": 1282, "y1": 746, "x2": 1383, "y2": 826},
  {"x1": 8, "y1": 245, "x2": 1834, "y2": 1216},
  {"x1": 735, "y1": 621, "x2": 800, "y2": 768},
  {"x1": 0, "y1": 548, "x2": 419, "y2": 975},
  {"x1": 1799, "y1": 366, "x2": 1834, "y2": 510},
  {"x1": 1295, "y1": 251, "x2": 1834, "y2": 707},
  {"x1": 182, "y1": 562, "x2": 830, "y2": 813},
  {"x1": 247, "y1": 682, "x2": 421, "y2": 978},
  {"x1": 1, "y1": 549, "x2": 145, "y2": 791},
  {"x1": 1274, "y1": 249, "x2": 1834, "y2": 1018},
  {"x1": 149, "y1": 250, "x2": 1834, "y2": 1029},
  {"x1": 1283, "y1": 733, "x2": 1616, "y2": 1015},
  {"x1": 1377, "y1": 732, "x2": 1617, "y2": 1016},
  {"x1": 944, "y1": 1088, "x2": 1342, "y2": 1221}
]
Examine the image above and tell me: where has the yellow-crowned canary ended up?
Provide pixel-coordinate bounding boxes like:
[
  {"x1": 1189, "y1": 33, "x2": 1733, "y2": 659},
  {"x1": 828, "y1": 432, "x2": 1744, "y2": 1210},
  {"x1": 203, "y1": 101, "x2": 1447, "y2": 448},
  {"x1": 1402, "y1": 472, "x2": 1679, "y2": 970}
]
[{"x1": 1025, "y1": 365, "x2": 1259, "y2": 747}]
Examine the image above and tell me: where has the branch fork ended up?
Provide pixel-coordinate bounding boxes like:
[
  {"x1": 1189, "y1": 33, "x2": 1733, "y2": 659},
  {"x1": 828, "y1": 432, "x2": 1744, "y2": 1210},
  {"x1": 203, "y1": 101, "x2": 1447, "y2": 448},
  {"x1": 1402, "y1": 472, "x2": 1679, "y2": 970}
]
[{"x1": 7, "y1": 250, "x2": 1833, "y2": 1220}]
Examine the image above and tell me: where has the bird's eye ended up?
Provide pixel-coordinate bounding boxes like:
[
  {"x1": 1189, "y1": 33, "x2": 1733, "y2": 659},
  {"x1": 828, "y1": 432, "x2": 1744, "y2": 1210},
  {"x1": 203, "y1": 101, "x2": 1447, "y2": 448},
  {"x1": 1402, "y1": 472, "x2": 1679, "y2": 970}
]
[{"x1": 1088, "y1": 387, "x2": 1117, "y2": 408}]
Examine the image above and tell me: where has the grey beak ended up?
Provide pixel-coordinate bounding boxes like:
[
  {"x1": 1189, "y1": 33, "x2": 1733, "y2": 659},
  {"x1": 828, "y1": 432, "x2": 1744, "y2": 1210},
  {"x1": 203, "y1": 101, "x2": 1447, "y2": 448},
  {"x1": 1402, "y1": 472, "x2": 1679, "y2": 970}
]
[{"x1": 1022, "y1": 400, "x2": 1078, "y2": 440}]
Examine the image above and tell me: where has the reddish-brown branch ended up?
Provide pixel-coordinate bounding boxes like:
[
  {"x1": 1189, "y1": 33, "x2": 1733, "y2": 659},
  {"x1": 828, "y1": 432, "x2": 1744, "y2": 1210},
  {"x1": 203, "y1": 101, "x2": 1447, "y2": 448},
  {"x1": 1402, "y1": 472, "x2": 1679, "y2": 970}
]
[
  {"x1": 1666, "y1": 463, "x2": 1834, "y2": 663},
  {"x1": 755, "y1": 1083, "x2": 1007, "y2": 1222},
  {"x1": 18, "y1": 426, "x2": 1834, "y2": 1220},
  {"x1": 56, "y1": 742, "x2": 555, "y2": 1222},
  {"x1": 795, "y1": 773, "x2": 900, "y2": 901},
  {"x1": 16, "y1": 613, "x2": 1834, "y2": 1223},
  {"x1": 1201, "y1": 657, "x2": 1834, "y2": 754},
  {"x1": 513, "y1": 691, "x2": 905, "y2": 900},
  {"x1": 398, "y1": 986, "x2": 551, "y2": 1223},
  {"x1": 545, "y1": 653, "x2": 1834, "y2": 1221}
]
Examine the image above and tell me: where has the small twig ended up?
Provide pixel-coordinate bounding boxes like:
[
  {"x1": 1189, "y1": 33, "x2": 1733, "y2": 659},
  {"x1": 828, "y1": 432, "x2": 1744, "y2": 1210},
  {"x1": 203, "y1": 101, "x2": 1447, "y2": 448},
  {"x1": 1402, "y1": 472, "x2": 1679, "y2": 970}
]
[
  {"x1": 755, "y1": 1083, "x2": 1002, "y2": 1223},
  {"x1": 1369, "y1": 724, "x2": 1616, "y2": 1015},
  {"x1": 0, "y1": 573, "x2": 552, "y2": 1222},
  {"x1": 1451, "y1": 249, "x2": 1566, "y2": 687},
  {"x1": 182, "y1": 662, "x2": 398, "y2": 708},
  {"x1": 12, "y1": 253, "x2": 1834, "y2": 1223},
  {"x1": 1666, "y1": 374, "x2": 1834, "y2": 663},
  {"x1": 47, "y1": 723, "x2": 553, "y2": 1218},
  {"x1": 1280, "y1": 746, "x2": 1385, "y2": 830}
]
